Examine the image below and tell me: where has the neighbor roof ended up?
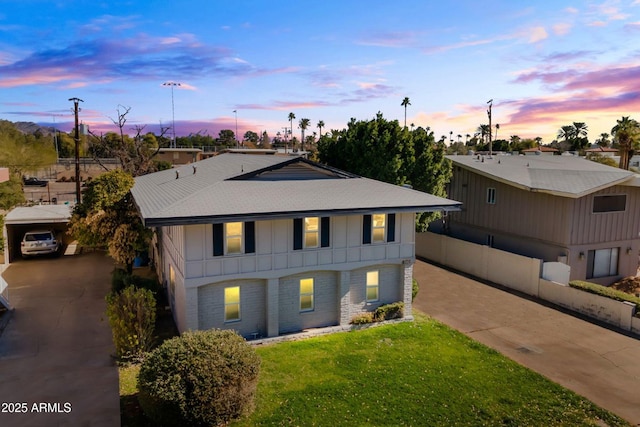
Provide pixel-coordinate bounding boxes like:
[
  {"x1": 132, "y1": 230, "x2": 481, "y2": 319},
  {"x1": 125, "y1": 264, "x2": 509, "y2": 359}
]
[
  {"x1": 448, "y1": 154, "x2": 635, "y2": 198},
  {"x1": 132, "y1": 154, "x2": 461, "y2": 226},
  {"x1": 5, "y1": 205, "x2": 72, "y2": 225}
]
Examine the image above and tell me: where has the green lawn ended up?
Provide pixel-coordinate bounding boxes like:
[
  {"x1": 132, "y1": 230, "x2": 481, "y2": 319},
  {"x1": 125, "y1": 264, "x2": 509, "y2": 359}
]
[{"x1": 120, "y1": 315, "x2": 628, "y2": 426}]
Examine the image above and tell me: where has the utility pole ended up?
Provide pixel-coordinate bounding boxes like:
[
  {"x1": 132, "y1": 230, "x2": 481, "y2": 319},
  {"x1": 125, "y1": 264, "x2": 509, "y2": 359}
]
[
  {"x1": 487, "y1": 99, "x2": 493, "y2": 157},
  {"x1": 69, "y1": 97, "x2": 83, "y2": 204}
]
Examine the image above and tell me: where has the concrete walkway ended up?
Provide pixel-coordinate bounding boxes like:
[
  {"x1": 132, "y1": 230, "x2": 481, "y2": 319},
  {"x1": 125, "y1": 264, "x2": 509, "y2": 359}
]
[
  {"x1": 412, "y1": 260, "x2": 640, "y2": 426},
  {"x1": 0, "y1": 252, "x2": 119, "y2": 427}
]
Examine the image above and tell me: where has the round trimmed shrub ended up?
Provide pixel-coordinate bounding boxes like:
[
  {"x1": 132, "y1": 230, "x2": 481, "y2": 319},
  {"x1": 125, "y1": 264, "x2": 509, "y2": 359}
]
[{"x1": 137, "y1": 329, "x2": 261, "y2": 426}]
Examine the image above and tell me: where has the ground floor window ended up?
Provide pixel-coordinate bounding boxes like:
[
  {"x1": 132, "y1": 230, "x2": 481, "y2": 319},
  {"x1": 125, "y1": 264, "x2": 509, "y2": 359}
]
[
  {"x1": 366, "y1": 270, "x2": 379, "y2": 302},
  {"x1": 587, "y1": 248, "x2": 619, "y2": 279},
  {"x1": 224, "y1": 286, "x2": 241, "y2": 321},
  {"x1": 300, "y1": 278, "x2": 314, "y2": 312}
]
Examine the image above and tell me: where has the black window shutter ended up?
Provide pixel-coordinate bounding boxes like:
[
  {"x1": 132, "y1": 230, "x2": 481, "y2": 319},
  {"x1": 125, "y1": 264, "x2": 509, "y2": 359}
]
[
  {"x1": 213, "y1": 223, "x2": 224, "y2": 256},
  {"x1": 293, "y1": 218, "x2": 303, "y2": 250},
  {"x1": 362, "y1": 214, "x2": 372, "y2": 244},
  {"x1": 320, "y1": 217, "x2": 330, "y2": 247},
  {"x1": 245, "y1": 221, "x2": 255, "y2": 254},
  {"x1": 387, "y1": 213, "x2": 396, "y2": 242}
]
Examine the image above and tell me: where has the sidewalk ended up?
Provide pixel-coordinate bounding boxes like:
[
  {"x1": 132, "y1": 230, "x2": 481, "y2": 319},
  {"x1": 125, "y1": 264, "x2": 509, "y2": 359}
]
[{"x1": 412, "y1": 260, "x2": 640, "y2": 426}]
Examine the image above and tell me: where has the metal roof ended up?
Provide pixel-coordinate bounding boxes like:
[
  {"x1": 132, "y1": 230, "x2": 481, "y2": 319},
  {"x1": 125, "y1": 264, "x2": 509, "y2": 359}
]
[
  {"x1": 448, "y1": 154, "x2": 635, "y2": 198},
  {"x1": 131, "y1": 154, "x2": 461, "y2": 226},
  {"x1": 5, "y1": 204, "x2": 72, "y2": 224}
]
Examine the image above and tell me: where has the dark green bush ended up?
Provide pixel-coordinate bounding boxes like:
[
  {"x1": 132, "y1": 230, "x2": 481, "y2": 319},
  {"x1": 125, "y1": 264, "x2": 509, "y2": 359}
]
[
  {"x1": 106, "y1": 286, "x2": 156, "y2": 361},
  {"x1": 111, "y1": 268, "x2": 159, "y2": 296},
  {"x1": 569, "y1": 280, "x2": 640, "y2": 308},
  {"x1": 374, "y1": 302, "x2": 405, "y2": 322},
  {"x1": 137, "y1": 329, "x2": 261, "y2": 427},
  {"x1": 412, "y1": 278, "x2": 419, "y2": 301}
]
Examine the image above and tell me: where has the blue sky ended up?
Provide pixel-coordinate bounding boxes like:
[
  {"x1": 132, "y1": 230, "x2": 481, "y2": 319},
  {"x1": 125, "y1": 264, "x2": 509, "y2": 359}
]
[{"x1": 1, "y1": 0, "x2": 640, "y2": 144}]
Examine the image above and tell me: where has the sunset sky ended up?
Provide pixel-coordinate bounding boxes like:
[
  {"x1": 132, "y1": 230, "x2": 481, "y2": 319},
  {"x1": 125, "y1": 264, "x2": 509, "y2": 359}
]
[{"x1": 1, "y1": 0, "x2": 640, "y2": 144}]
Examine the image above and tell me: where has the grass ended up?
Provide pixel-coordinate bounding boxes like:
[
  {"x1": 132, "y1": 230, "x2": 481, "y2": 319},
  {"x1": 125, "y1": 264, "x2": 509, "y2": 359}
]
[{"x1": 120, "y1": 314, "x2": 628, "y2": 427}]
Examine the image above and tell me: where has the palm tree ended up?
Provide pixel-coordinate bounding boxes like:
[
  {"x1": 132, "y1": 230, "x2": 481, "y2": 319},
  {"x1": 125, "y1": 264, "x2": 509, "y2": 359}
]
[
  {"x1": 299, "y1": 118, "x2": 310, "y2": 151},
  {"x1": 494, "y1": 123, "x2": 500, "y2": 141},
  {"x1": 611, "y1": 116, "x2": 640, "y2": 169},
  {"x1": 477, "y1": 124, "x2": 490, "y2": 145},
  {"x1": 597, "y1": 132, "x2": 610, "y2": 147},
  {"x1": 287, "y1": 112, "x2": 295, "y2": 151},
  {"x1": 317, "y1": 120, "x2": 325, "y2": 138},
  {"x1": 401, "y1": 97, "x2": 411, "y2": 128},
  {"x1": 557, "y1": 125, "x2": 575, "y2": 144}
]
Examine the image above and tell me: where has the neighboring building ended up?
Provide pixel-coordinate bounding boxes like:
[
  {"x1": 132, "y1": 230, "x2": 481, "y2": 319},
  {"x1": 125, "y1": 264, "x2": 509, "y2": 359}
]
[
  {"x1": 521, "y1": 147, "x2": 559, "y2": 155},
  {"x1": 155, "y1": 147, "x2": 203, "y2": 165},
  {"x1": 442, "y1": 155, "x2": 640, "y2": 286},
  {"x1": 0, "y1": 167, "x2": 9, "y2": 183},
  {"x1": 585, "y1": 147, "x2": 619, "y2": 157},
  {"x1": 131, "y1": 154, "x2": 460, "y2": 337}
]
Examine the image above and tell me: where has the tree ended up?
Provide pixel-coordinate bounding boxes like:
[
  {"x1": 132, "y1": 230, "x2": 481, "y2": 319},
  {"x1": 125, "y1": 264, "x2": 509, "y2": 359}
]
[
  {"x1": 243, "y1": 130, "x2": 259, "y2": 144},
  {"x1": 217, "y1": 129, "x2": 236, "y2": 147},
  {"x1": 0, "y1": 120, "x2": 57, "y2": 178},
  {"x1": 288, "y1": 112, "x2": 296, "y2": 150},
  {"x1": 596, "y1": 132, "x2": 611, "y2": 147},
  {"x1": 69, "y1": 169, "x2": 151, "y2": 273},
  {"x1": 317, "y1": 120, "x2": 325, "y2": 137},
  {"x1": 317, "y1": 113, "x2": 452, "y2": 230},
  {"x1": 557, "y1": 122, "x2": 589, "y2": 151},
  {"x1": 611, "y1": 116, "x2": 640, "y2": 170},
  {"x1": 401, "y1": 97, "x2": 411, "y2": 128},
  {"x1": 298, "y1": 118, "x2": 310, "y2": 151}
]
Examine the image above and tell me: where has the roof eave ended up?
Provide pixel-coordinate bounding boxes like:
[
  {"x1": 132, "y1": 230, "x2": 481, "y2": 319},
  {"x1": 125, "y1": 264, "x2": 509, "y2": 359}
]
[{"x1": 141, "y1": 204, "x2": 462, "y2": 227}]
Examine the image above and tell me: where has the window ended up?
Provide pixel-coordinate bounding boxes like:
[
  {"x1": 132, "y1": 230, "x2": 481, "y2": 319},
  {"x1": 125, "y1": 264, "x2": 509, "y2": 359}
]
[
  {"x1": 486, "y1": 188, "x2": 496, "y2": 204},
  {"x1": 587, "y1": 248, "x2": 619, "y2": 279},
  {"x1": 372, "y1": 214, "x2": 386, "y2": 243},
  {"x1": 213, "y1": 222, "x2": 255, "y2": 256},
  {"x1": 304, "y1": 217, "x2": 319, "y2": 248},
  {"x1": 362, "y1": 214, "x2": 396, "y2": 244},
  {"x1": 593, "y1": 195, "x2": 626, "y2": 213},
  {"x1": 366, "y1": 271, "x2": 379, "y2": 302},
  {"x1": 300, "y1": 278, "x2": 314, "y2": 311},
  {"x1": 293, "y1": 217, "x2": 330, "y2": 250},
  {"x1": 224, "y1": 286, "x2": 241, "y2": 321},
  {"x1": 225, "y1": 222, "x2": 243, "y2": 254}
]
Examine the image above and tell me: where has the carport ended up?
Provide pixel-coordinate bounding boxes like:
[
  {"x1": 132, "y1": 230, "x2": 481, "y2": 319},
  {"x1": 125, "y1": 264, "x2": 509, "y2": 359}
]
[{"x1": 3, "y1": 204, "x2": 73, "y2": 263}]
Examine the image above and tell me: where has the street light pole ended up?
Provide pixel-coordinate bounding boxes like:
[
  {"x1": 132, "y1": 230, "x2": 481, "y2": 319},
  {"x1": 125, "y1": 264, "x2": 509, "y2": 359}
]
[
  {"x1": 69, "y1": 97, "x2": 83, "y2": 204},
  {"x1": 163, "y1": 82, "x2": 181, "y2": 148},
  {"x1": 233, "y1": 110, "x2": 238, "y2": 148}
]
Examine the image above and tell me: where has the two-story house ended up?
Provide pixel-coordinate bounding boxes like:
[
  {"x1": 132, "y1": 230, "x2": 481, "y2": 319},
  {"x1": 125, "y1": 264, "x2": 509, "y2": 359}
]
[
  {"x1": 131, "y1": 154, "x2": 460, "y2": 338},
  {"x1": 443, "y1": 155, "x2": 640, "y2": 285}
]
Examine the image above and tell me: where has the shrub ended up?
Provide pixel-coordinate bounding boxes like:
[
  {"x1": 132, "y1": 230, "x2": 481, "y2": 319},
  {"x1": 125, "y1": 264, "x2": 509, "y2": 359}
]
[
  {"x1": 412, "y1": 278, "x2": 419, "y2": 301},
  {"x1": 111, "y1": 268, "x2": 160, "y2": 296},
  {"x1": 374, "y1": 302, "x2": 405, "y2": 322},
  {"x1": 137, "y1": 329, "x2": 261, "y2": 427},
  {"x1": 106, "y1": 286, "x2": 156, "y2": 361},
  {"x1": 569, "y1": 280, "x2": 640, "y2": 308},
  {"x1": 351, "y1": 312, "x2": 374, "y2": 325}
]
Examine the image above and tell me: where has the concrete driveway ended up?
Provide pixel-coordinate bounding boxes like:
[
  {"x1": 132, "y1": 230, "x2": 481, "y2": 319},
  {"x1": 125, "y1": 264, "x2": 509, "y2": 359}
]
[
  {"x1": 0, "y1": 252, "x2": 119, "y2": 427},
  {"x1": 413, "y1": 259, "x2": 640, "y2": 426}
]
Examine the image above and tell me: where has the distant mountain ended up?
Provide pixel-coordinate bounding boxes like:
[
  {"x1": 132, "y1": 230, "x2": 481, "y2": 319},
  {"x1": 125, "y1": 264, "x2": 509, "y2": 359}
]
[{"x1": 13, "y1": 121, "x2": 57, "y2": 136}]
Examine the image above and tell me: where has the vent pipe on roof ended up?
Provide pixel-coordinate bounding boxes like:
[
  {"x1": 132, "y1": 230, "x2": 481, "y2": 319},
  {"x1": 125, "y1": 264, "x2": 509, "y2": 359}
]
[
  {"x1": 176, "y1": 170, "x2": 179, "y2": 179},
  {"x1": 193, "y1": 165, "x2": 197, "y2": 175}
]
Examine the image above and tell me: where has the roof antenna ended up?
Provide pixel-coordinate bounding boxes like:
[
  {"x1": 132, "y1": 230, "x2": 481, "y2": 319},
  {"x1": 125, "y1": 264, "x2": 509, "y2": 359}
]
[{"x1": 176, "y1": 170, "x2": 179, "y2": 179}]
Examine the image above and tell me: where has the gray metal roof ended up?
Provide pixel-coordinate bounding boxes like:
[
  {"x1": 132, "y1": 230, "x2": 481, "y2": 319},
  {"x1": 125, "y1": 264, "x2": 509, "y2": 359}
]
[
  {"x1": 132, "y1": 154, "x2": 461, "y2": 226},
  {"x1": 448, "y1": 154, "x2": 635, "y2": 198},
  {"x1": 5, "y1": 205, "x2": 72, "y2": 224}
]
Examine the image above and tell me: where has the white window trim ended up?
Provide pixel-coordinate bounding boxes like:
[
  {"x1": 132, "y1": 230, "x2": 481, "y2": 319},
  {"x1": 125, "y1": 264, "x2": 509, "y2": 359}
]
[
  {"x1": 300, "y1": 278, "x2": 315, "y2": 312},
  {"x1": 372, "y1": 213, "x2": 386, "y2": 243},
  {"x1": 224, "y1": 286, "x2": 241, "y2": 322},
  {"x1": 366, "y1": 270, "x2": 379, "y2": 302},
  {"x1": 304, "y1": 217, "x2": 319, "y2": 248}
]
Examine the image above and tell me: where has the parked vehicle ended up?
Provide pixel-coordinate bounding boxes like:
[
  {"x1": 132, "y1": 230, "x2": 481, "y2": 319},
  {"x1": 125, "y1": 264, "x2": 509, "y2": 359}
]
[
  {"x1": 21, "y1": 230, "x2": 62, "y2": 258},
  {"x1": 23, "y1": 177, "x2": 48, "y2": 187}
]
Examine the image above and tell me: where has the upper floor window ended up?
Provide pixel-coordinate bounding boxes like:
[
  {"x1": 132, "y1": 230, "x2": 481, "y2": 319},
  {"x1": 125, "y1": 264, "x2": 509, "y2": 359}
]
[
  {"x1": 293, "y1": 217, "x2": 330, "y2": 250},
  {"x1": 304, "y1": 217, "x2": 319, "y2": 248},
  {"x1": 213, "y1": 222, "x2": 255, "y2": 256},
  {"x1": 225, "y1": 222, "x2": 243, "y2": 254},
  {"x1": 593, "y1": 195, "x2": 626, "y2": 213},
  {"x1": 363, "y1": 213, "x2": 396, "y2": 244},
  {"x1": 486, "y1": 188, "x2": 496, "y2": 204}
]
